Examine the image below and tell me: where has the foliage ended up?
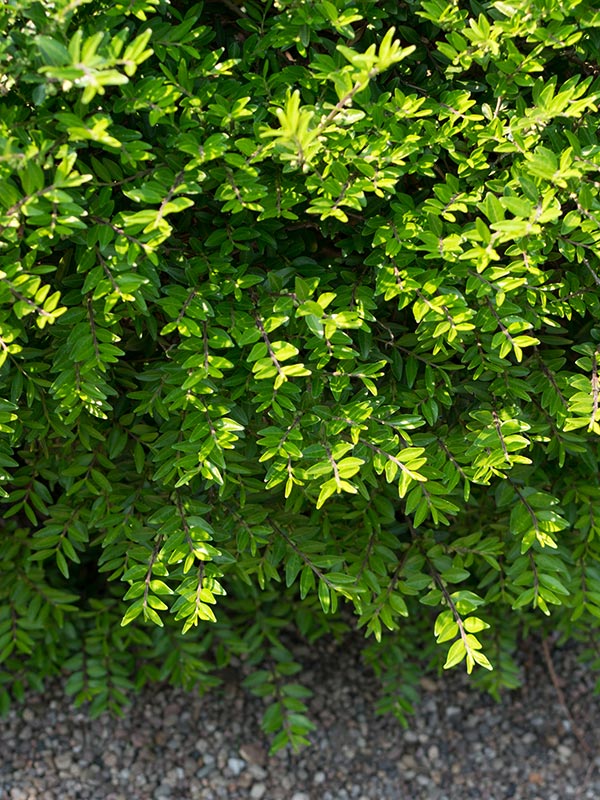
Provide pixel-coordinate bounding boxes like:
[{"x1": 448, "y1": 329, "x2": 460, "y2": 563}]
[{"x1": 1, "y1": 0, "x2": 600, "y2": 749}]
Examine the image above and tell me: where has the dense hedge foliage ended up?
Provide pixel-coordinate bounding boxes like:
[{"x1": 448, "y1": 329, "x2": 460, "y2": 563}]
[{"x1": 2, "y1": 0, "x2": 600, "y2": 749}]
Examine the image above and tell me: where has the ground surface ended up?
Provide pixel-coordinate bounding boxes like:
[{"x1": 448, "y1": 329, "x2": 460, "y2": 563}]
[{"x1": 1, "y1": 636, "x2": 599, "y2": 800}]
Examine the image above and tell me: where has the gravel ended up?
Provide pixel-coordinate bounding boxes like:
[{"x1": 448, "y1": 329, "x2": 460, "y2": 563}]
[{"x1": 1, "y1": 636, "x2": 599, "y2": 800}]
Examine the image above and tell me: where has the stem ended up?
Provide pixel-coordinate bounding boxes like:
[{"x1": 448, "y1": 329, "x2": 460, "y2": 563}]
[
  {"x1": 590, "y1": 348, "x2": 599, "y2": 430},
  {"x1": 316, "y1": 69, "x2": 379, "y2": 133},
  {"x1": 254, "y1": 313, "x2": 285, "y2": 378},
  {"x1": 143, "y1": 540, "x2": 162, "y2": 614}
]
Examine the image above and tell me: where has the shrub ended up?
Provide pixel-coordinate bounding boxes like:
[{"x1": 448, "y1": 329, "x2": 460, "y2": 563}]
[{"x1": 1, "y1": 0, "x2": 600, "y2": 750}]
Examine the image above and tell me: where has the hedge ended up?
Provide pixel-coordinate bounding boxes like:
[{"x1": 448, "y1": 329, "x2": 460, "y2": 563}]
[{"x1": 1, "y1": 0, "x2": 600, "y2": 751}]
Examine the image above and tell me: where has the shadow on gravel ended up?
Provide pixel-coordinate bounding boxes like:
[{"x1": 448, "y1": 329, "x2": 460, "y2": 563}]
[{"x1": 1, "y1": 636, "x2": 599, "y2": 800}]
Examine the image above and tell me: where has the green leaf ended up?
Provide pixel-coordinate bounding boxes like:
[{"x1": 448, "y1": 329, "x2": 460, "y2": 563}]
[
  {"x1": 444, "y1": 639, "x2": 466, "y2": 669},
  {"x1": 463, "y1": 617, "x2": 490, "y2": 633},
  {"x1": 37, "y1": 35, "x2": 71, "y2": 66},
  {"x1": 318, "y1": 580, "x2": 331, "y2": 613},
  {"x1": 121, "y1": 600, "x2": 144, "y2": 627},
  {"x1": 435, "y1": 610, "x2": 459, "y2": 643}
]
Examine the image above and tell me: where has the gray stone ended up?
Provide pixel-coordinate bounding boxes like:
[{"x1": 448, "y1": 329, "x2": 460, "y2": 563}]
[
  {"x1": 445, "y1": 705, "x2": 462, "y2": 718},
  {"x1": 227, "y1": 756, "x2": 247, "y2": 776},
  {"x1": 103, "y1": 752, "x2": 118, "y2": 768},
  {"x1": 54, "y1": 753, "x2": 72, "y2": 770},
  {"x1": 427, "y1": 744, "x2": 440, "y2": 761},
  {"x1": 558, "y1": 744, "x2": 572, "y2": 760},
  {"x1": 239, "y1": 743, "x2": 267, "y2": 765},
  {"x1": 248, "y1": 764, "x2": 267, "y2": 780}
]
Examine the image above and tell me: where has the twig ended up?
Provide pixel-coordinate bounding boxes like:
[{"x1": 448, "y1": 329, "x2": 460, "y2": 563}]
[
  {"x1": 579, "y1": 757, "x2": 599, "y2": 800},
  {"x1": 541, "y1": 636, "x2": 592, "y2": 755}
]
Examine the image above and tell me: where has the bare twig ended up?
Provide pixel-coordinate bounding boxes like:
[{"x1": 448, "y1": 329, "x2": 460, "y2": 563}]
[{"x1": 541, "y1": 636, "x2": 592, "y2": 755}]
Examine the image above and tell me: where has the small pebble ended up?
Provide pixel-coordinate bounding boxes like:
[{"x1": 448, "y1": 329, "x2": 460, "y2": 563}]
[
  {"x1": 240, "y1": 743, "x2": 267, "y2": 766},
  {"x1": 227, "y1": 757, "x2": 246, "y2": 776},
  {"x1": 445, "y1": 705, "x2": 461, "y2": 718},
  {"x1": 248, "y1": 764, "x2": 267, "y2": 780},
  {"x1": 54, "y1": 754, "x2": 71, "y2": 770}
]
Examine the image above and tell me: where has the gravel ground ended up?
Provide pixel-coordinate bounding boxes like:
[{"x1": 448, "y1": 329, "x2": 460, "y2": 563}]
[{"x1": 1, "y1": 636, "x2": 599, "y2": 800}]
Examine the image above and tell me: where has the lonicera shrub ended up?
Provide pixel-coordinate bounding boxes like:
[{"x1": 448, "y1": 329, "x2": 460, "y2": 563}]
[{"x1": 1, "y1": 0, "x2": 600, "y2": 750}]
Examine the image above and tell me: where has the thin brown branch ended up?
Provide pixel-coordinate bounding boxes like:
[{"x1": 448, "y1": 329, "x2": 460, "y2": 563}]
[{"x1": 541, "y1": 636, "x2": 592, "y2": 755}]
